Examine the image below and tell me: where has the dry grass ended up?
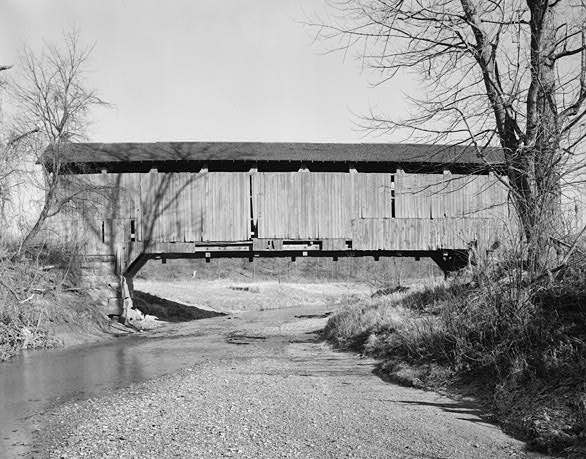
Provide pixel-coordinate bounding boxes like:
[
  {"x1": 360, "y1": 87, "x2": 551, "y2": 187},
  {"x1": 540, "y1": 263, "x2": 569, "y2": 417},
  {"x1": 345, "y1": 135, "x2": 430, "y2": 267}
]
[
  {"x1": 134, "y1": 279, "x2": 370, "y2": 314},
  {"x1": 324, "y1": 256, "x2": 586, "y2": 456},
  {"x1": 322, "y1": 295, "x2": 408, "y2": 351},
  {"x1": 0, "y1": 255, "x2": 63, "y2": 360},
  {"x1": 0, "y1": 246, "x2": 113, "y2": 360}
]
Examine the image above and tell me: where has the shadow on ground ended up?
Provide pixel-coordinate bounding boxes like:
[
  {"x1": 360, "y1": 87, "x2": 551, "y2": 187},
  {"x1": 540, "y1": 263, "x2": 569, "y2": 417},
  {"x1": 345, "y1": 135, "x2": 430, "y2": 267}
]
[
  {"x1": 133, "y1": 290, "x2": 225, "y2": 322},
  {"x1": 396, "y1": 399, "x2": 494, "y2": 426}
]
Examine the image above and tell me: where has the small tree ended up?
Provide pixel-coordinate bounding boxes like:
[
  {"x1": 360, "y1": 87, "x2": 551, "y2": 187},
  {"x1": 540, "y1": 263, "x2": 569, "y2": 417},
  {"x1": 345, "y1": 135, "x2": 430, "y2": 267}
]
[
  {"x1": 0, "y1": 65, "x2": 13, "y2": 219},
  {"x1": 10, "y1": 32, "x2": 106, "y2": 252},
  {"x1": 312, "y1": 0, "x2": 586, "y2": 271}
]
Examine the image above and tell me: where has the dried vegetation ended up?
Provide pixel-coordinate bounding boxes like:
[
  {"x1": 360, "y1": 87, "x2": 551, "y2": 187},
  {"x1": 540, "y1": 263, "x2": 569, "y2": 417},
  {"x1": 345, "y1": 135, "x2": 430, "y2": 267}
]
[
  {"x1": 0, "y1": 243, "x2": 110, "y2": 361},
  {"x1": 323, "y1": 251, "x2": 586, "y2": 457}
]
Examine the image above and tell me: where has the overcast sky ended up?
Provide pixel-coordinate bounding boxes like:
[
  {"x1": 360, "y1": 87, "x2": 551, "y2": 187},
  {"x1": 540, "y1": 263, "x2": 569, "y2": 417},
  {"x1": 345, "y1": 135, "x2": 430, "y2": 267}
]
[{"x1": 1, "y1": 0, "x2": 416, "y2": 143}]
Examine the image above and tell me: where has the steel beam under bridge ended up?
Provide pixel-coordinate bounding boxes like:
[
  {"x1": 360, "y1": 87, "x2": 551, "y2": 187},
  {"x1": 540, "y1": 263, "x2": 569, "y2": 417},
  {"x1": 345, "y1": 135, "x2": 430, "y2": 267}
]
[{"x1": 122, "y1": 241, "x2": 469, "y2": 278}]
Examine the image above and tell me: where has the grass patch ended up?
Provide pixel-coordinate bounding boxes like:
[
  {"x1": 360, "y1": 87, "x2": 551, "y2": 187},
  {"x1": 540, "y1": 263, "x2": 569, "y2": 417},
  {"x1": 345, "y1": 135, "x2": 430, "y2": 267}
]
[
  {"x1": 134, "y1": 279, "x2": 366, "y2": 313},
  {"x1": 322, "y1": 296, "x2": 406, "y2": 352},
  {"x1": 324, "y1": 265, "x2": 586, "y2": 456}
]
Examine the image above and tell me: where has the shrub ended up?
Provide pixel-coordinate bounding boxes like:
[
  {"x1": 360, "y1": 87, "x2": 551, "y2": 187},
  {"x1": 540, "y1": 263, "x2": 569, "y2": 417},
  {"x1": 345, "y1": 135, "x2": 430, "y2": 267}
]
[
  {"x1": 391, "y1": 266, "x2": 585, "y2": 381},
  {"x1": 0, "y1": 241, "x2": 89, "y2": 360},
  {"x1": 324, "y1": 251, "x2": 586, "y2": 453},
  {"x1": 400, "y1": 281, "x2": 469, "y2": 313},
  {"x1": 322, "y1": 296, "x2": 405, "y2": 351}
]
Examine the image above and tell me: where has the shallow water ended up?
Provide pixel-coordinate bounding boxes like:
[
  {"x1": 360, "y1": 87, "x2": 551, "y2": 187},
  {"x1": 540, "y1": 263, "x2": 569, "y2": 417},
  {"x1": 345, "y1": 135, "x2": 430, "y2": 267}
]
[
  {"x1": 0, "y1": 301, "x2": 331, "y2": 459},
  {"x1": 0, "y1": 317, "x2": 232, "y2": 458}
]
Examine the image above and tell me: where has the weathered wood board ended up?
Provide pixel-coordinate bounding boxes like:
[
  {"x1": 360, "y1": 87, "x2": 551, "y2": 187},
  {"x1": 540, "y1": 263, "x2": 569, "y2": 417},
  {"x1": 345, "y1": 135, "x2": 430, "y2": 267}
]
[
  {"x1": 253, "y1": 172, "x2": 395, "y2": 239},
  {"x1": 49, "y1": 169, "x2": 511, "y2": 254},
  {"x1": 139, "y1": 172, "x2": 249, "y2": 243},
  {"x1": 395, "y1": 171, "x2": 509, "y2": 220},
  {"x1": 352, "y1": 218, "x2": 508, "y2": 251}
]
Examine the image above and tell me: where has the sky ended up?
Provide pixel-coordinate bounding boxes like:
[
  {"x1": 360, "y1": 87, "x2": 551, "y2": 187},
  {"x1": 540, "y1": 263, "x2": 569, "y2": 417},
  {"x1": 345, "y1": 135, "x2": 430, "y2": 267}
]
[{"x1": 0, "y1": 0, "x2": 415, "y2": 144}]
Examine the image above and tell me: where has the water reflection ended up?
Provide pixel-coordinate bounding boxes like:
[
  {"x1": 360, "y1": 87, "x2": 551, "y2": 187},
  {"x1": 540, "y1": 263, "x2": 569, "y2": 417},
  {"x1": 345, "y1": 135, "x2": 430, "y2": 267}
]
[
  {"x1": 0, "y1": 318, "x2": 224, "y2": 458},
  {"x1": 0, "y1": 303, "x2": 312, "y2": 458}
]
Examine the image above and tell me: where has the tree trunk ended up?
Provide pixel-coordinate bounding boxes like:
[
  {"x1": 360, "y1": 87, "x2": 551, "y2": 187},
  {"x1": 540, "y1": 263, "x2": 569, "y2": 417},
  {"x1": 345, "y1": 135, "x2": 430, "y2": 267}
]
[
  {"x1": 521, "y1": 0, "x2": 562, "y2": 271},
  {"x1": 19, "y1": 178, "x2": 58, "y2": 254}
]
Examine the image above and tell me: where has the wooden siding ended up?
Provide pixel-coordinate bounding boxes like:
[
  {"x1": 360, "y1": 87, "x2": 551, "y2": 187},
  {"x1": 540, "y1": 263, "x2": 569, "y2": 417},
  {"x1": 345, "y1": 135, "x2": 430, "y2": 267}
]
[
  {"x1": 395, "y1": 171, "x2": 443, "y2": 218},
  {"x1": 41, "y1": 216, "x2": 130, "y2": 255},
  {"x1": 52, "y1": 171, "x2": 250, "y2": 245},
  {"x1": 42, "y1": 174, "x2": 136, "y2": 255},
  {"x1": 140, "y1": 172, "x2": 249, "y2": 242},
  {"x1": 203, "y1": 172, "x2": 250, "y2": 241},
  {"x1": 352, "y1": 218, "x2": 507, "y2": 251},
  {"x1": 254, "y1": 172, "x2": 350, "y2": 239},
  {"x1": 395, "y1": 170, "x2": 509, "y2": 220},
  {"x1": 355, "y1": 173, "x2": 394, "y2": 219},
  {"x1": 47, "y1": 169, "x2": 511, "y2": 254},
  {"x1": 253, "y1": 172, "x2": 394, "y2": 239}
]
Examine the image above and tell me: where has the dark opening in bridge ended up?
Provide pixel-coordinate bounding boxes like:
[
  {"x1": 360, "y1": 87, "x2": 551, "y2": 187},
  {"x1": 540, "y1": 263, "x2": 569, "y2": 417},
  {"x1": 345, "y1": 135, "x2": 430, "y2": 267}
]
[
  {"x1": 391, "y1": 174, "x2": 396, "y2": 218},
  {"x1": 249, "y1": 174, "x2": 257, "y2": 238},
  {"x1": 130, "y1": 219, "x2": 136, "y2": 241}
]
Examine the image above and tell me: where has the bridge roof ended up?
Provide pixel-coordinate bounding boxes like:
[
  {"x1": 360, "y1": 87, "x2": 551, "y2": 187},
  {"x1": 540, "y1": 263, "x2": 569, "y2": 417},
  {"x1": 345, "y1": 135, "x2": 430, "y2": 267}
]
[{"x1": 45, "y1": 142, "x2": 504, "y2": 171}]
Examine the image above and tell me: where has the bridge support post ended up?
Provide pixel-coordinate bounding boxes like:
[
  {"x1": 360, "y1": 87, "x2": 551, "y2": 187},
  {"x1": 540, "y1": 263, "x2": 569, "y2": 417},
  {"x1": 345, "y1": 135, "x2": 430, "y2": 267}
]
[
  {"x1": 78, "y1": 254, "x2": 125, "y2": 316},
  {"x1": 118, "y1": 253, "x2": 150, "y2": 324},
  {"x1": 120, "y1": 274, "x2": 133, "y2": 323},
  {"x1": 77, "y1": 245, "x2": 147, "y2": 319}
]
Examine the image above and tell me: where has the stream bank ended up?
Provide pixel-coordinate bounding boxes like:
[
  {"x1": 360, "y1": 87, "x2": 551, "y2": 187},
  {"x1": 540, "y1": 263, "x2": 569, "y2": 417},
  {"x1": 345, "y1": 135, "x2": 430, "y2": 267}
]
[{"x1": 30, "y1": 302, "x2": 544, "y2": 459}]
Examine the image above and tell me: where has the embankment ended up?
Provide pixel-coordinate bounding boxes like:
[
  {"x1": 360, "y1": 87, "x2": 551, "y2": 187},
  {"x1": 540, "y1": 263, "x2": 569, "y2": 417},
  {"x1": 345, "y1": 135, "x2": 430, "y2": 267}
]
[{"x1": 323, "y1": 275, "x2": 586, "y2": 458}]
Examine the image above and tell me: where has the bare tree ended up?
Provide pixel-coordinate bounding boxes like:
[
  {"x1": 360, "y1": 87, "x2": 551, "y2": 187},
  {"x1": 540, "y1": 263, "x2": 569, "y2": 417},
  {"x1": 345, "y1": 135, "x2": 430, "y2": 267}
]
[
  {"x1": 311, "y1": 0, "x2": 586, "y2": 271},
  {"x1": 10, "y1": 32, "x2": 107, "y2": 252},
  {"x1": 0, "y1": 65, "x2": 13, "y2": 218},
  {"x1": 0, "y1": 65, "x2": 30, "y2": 226}
]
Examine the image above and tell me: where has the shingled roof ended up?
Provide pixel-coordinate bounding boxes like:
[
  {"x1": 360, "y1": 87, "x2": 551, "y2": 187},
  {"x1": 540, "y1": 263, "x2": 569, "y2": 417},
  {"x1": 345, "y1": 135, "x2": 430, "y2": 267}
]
[{"x1": 45, "y1": 142, "x2": 504, "y2": 168}]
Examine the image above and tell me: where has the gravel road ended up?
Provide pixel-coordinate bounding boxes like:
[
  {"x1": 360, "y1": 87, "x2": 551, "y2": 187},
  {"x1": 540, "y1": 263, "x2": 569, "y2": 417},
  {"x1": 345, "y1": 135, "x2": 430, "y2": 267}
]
[{"x1": 31, "y1": 304, "x2": 547, "y2": 459}]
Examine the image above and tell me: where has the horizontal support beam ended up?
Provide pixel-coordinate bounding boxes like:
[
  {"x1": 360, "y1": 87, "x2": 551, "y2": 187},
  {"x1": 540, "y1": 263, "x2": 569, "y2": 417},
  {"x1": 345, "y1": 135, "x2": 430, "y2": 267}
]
[
  {"x1": 121, "y1": 241, "x2": 469, "y2": 277},
  {"x1": 128, "y1": 240, "x2": 334, "y2": 255},
  {"x1": 134, "y1": 241, "x2": 251, "y2": 254},
  {"x1": 126, "y1": 249, "x2": 466, "y2": 262}
]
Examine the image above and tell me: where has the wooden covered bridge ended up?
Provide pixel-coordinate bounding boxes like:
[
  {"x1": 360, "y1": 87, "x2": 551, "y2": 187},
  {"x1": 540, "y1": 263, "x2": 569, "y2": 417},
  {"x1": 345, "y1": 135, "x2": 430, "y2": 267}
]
[{"x1": 45, "y1": 142, "x2": 510, "y2": 315}]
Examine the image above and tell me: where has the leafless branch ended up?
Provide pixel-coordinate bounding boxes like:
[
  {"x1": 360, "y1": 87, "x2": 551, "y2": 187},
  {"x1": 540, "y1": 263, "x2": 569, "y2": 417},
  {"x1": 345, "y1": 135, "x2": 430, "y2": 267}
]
[{"x1": 8, "y1": 31, "x2": 108, "y2": 252}]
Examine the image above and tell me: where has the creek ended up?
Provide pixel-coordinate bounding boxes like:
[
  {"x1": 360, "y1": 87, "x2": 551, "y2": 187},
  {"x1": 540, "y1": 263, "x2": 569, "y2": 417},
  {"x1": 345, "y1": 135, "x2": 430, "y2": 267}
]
[{"x1": 0, "y1": 316, "x2": 234, "y2": 458}]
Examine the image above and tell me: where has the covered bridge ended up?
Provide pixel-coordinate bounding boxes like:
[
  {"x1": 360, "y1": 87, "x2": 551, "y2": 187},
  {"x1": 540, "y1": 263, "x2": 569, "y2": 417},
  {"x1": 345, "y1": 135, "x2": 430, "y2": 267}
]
[{"x1": 44, "y1": 142, "x2": 510, "y2": 313}]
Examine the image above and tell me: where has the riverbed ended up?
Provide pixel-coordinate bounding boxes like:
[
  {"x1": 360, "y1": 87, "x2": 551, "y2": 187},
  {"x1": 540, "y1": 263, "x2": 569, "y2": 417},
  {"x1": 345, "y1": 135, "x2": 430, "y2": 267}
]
[
  {"x1": 0, "y1": 281, "x2": 546, "y2": 458},
  {"x1": 1, "y1": 280, "x2": 360, "y2": 458}
]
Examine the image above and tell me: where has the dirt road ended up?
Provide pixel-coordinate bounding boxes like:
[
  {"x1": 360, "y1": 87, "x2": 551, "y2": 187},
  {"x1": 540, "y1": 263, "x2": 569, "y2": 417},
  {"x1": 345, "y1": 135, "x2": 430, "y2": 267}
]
[{"x1": 33, "y1": 299, "x2": 545, "y2": 459}]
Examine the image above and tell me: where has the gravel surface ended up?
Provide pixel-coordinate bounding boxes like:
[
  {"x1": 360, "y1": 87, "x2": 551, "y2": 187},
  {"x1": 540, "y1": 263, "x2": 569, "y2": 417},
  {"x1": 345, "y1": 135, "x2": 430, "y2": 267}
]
[{"x1": 31, "y1": 305, "x2": 548, "y2": 459}]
